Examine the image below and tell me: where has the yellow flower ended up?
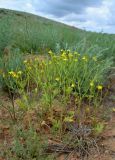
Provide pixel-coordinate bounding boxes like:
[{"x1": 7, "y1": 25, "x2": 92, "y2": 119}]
[
  {"x1": 82, "y1": 56, "x2": 88, "y2": 62},
  {"x1": 61, "y1": 51, "x2": 66, "y2": 57},
  {"x1": 48, "y1": 50, "x2": 53, "y2": 56},
  {"x1": 17, "y1": 71, "x2": 22, "y2": 75},
  {"x1": 90, "y1": 81, "x2": 94, "y2": 87},
  {"x1": 97, "y1": 85, "x2": 103, "y2": 90},
  {"x1": 13, "y1": 73, "x2": 19, "y2": 78},
  {"x1": 71, "y1": 83, "x2": 75, "y2": 88},
  {"x1": 55, "y1": 77, "x2": 60, "y2": 81},
  {"x1": 9, "y1": 71, "x2": 18, "y2": 78},
  {"x1": 63, "y1": 58, "x2": 68, "y2": 61},
  {"x1": 61, "y1": 52, "x2": 68, "y2": 61},
  {"x1": 48, "y1": 50, "x2": 52, "y2": 54},
  {"x1": 23, "y1": 60, "x2": 27, "y2": 64}
]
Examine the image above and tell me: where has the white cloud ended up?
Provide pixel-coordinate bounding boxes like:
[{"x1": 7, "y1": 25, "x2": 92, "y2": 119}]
[{"x1": 0, "y1": 0, "x2": 115, "y2": 33}]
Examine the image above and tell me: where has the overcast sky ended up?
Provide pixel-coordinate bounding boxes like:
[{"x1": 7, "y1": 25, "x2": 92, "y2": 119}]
[{"x1": 0, "y1": 0, "x2": 115, "y2": 34}]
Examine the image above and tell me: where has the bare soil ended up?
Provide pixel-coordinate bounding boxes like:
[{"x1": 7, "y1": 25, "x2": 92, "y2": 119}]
[{"x1": 0, "y1": 81, "x2": 115, "y2": 160}]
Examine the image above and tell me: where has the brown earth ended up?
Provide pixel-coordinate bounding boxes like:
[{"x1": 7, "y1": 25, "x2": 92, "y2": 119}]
[
  {"x1": 57, "y1": 72, "x2": 115, "y2": 160},
  {"x1": 0, "y1": 72, "x2": 115, "y2": 160}
]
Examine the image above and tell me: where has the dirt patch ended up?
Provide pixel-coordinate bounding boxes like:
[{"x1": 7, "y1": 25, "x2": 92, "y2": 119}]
[{"x1": 0, "y1": 72, "x2": 115, "y2": 160}]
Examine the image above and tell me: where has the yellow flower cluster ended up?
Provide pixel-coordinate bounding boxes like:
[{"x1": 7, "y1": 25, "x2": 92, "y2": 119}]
[
  {"x1": 82, "y1": 56, "x2": 88, "y2": 62},
  {"x1": 97, "y1": 85, "x2": 103, "y2": 90},
  {"x1": 9, "y1": 71, "x2": 19, "y2": 78},
  {"x1": 23, "y1": 60, "x2": 32, "y2": 70},
  {"x1": 90, "y1": 81, "x2": 103, "y2": 90},
  {"x1": 48, "y1": 50, "x2": 82, "y2": 63},
  {"x1": 61, "y1": 51, "x2": 68, "y2": 61},
  {"x1": 8, "y1": 71, "x2": 22, "y2": 78}
]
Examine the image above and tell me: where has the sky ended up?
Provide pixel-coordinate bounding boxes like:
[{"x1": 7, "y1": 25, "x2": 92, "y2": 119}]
[{"x1": 0, "y1": 0, "x2": 115, "y2": 34}]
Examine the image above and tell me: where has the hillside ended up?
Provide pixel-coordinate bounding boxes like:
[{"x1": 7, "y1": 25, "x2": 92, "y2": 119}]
[
  {"x1": 0, "y1": 8, "x2": 82, "y2": 53},
  {"x1": 0, "y1": 8, "x2": 115, "y2": 58},
  {"x1": 0, "y1": 8, "x2": 115, "y2": 160}
]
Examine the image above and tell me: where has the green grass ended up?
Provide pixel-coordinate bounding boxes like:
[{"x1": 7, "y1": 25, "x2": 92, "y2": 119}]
[{"x1": 0, "y1": 8, "x2": 115, "y2": 61}]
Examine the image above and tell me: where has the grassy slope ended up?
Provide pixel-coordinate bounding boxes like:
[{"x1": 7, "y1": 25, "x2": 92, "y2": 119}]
[
  {"x1": 0, "y1": 9, "x2": 115, "y2": 160},
  {"x1": 0, "y1": 8, "x2": 115, "y2": 59}
]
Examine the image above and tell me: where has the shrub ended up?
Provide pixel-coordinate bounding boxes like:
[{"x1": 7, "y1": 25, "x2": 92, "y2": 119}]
[
  {"x1": 0, "y1": 51, "x2": 24, "y2": 93},
  {"x1": 1, "y1": 50, "x2": 112, "y2": 123}
]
